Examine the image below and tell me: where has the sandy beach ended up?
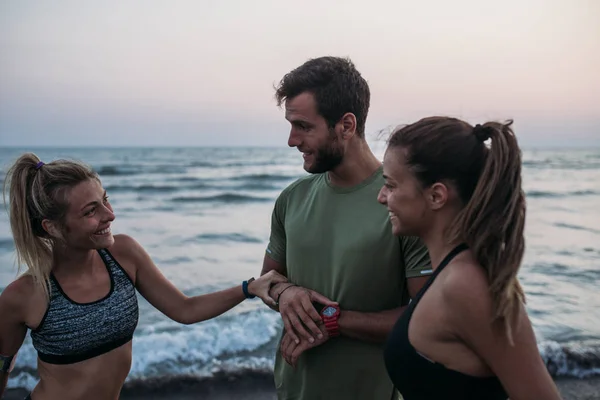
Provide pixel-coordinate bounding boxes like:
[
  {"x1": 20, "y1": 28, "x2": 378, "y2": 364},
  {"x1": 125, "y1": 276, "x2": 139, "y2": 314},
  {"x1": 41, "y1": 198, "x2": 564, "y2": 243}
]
[{"x1": 4, "y1": 373, "x2": 599, "y2": 400}]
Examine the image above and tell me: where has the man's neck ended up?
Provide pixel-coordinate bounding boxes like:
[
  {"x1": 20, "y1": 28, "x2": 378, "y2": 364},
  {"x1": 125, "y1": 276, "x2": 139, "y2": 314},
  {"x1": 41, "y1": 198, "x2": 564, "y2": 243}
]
[{"x1": 327, "y1": 141, "x2": 381, "y2": 188}]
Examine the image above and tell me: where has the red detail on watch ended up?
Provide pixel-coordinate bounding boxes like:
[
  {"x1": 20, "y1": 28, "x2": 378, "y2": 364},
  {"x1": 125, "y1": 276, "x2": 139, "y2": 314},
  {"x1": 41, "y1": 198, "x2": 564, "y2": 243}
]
[{"x1": 320, "y1": 305, "x2": 341, "y2": 338}]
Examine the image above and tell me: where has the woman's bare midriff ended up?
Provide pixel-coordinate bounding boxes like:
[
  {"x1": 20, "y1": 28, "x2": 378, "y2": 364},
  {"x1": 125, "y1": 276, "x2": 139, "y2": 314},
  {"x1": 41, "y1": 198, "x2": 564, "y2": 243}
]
[{"x1": 31, "y1": 341, "x2": 132, "y2": 400}]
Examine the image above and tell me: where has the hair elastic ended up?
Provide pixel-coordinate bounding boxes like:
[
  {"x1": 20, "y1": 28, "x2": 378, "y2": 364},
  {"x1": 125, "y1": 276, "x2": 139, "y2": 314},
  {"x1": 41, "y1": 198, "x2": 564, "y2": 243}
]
[
  {"x1": 472, "y1": 124, "x2": 491, "y2": 142},
  {"x1": 35, "y1": 161, "x2": 45, "y2": 170}
]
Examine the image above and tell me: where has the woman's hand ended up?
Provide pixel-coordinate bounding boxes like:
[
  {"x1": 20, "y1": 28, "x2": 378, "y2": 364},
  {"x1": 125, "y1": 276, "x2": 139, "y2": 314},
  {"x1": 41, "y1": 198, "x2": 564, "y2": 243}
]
[{"x1": 248, "y1": 270, "x2": 288, "y2": 307}]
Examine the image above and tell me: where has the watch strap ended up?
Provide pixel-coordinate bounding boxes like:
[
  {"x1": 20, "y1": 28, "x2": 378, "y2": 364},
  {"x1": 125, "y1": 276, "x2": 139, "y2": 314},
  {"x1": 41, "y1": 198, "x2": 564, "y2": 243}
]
[
  {"x1": 321, "y1": 306, "x2": 341, "y2": 338},
  {"x1": 323, "y1": 319, "x2": 340, "y2": 337},
  {"x1": 242, "y1": 278, "x2": 256, "y2": 299}
]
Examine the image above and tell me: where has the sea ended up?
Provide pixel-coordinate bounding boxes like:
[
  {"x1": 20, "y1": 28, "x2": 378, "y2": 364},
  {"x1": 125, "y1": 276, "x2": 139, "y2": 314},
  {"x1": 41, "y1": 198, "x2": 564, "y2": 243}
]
[{"x1": 0, "y1": 145, "x2": 599, "y2": 392}]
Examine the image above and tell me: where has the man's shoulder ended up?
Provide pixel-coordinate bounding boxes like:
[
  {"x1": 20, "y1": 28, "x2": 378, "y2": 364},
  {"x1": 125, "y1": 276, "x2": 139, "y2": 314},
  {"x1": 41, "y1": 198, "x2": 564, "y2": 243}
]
[
  {"x1": 397, "y1": 234, "x2": 422, "y2": 247},
  {"x1": 278, "y1": 173, "x2": 325, "y2": 201},
  {"x1": 396, "y1": 235, "x2": 432, "y2": 276}
]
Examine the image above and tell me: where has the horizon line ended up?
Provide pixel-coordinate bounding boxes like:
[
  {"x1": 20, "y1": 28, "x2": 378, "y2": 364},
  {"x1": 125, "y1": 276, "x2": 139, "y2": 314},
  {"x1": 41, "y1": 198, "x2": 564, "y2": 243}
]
[{"x1": 1, "y1": 144, "x2": 600, "y2": 151}]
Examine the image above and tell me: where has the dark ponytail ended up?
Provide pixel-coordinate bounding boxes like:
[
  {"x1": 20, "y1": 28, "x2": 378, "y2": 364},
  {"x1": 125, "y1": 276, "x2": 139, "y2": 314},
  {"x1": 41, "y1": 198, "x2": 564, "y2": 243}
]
[{"x1": 448, "y1": 120, "x2": 526, "y2": 343}]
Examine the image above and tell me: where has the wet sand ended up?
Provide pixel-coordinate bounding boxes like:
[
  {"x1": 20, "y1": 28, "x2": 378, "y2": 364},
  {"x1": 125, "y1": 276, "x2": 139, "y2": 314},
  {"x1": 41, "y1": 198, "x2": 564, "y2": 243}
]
[{"x1": 4, "y1": 373, "x2": 599, "y2": 400}]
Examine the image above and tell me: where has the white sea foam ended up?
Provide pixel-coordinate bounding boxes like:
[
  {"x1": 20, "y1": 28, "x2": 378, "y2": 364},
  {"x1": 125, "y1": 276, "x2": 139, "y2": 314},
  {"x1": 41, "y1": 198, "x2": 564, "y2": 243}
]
[{"x1": 8, "y1": 310, "x2": 283, "y2": 391}]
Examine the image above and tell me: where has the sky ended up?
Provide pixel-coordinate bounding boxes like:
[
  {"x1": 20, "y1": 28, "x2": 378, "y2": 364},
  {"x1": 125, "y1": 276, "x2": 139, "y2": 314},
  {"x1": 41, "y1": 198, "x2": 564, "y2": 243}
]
[{"x1": 1, "y1": 0, "x2": 599, "y2": 148}]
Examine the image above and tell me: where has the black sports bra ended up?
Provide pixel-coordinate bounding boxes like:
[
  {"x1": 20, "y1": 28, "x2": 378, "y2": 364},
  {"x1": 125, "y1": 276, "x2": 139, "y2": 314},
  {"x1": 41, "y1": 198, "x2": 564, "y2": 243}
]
[{"x1": 383, "y1": 243, "x2": 507, "y2": 399}]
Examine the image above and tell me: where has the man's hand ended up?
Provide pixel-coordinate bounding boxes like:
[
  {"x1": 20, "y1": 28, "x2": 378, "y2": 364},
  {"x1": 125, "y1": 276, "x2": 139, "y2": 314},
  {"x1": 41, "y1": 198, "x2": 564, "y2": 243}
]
[
  {"x1": 280, "y1": 326, "x2": 329, "y2": 368},
  {"x1": 274, "y1": 284, "x2": 337, "y2": 345}
]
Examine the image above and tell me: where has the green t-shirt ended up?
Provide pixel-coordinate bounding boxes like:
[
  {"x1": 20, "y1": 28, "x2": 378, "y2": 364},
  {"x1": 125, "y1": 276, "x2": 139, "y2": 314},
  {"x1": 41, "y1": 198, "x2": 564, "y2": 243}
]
[{"x1": 266, "y1": 166, "x2": 431, "y2": 400}]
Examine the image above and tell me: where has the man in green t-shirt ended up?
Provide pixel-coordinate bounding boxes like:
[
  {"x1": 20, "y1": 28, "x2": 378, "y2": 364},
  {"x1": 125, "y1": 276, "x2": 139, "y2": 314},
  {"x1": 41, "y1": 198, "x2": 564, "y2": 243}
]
[{"x1": 260, "y1": 56, "x2": 432, "y2": 400}]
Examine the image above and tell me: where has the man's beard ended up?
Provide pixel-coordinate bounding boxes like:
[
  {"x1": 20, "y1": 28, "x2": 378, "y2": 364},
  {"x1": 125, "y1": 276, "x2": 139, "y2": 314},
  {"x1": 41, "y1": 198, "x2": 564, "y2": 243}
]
[{"x1": 307, "y1": 132, "x2": 344, "y2": 174}]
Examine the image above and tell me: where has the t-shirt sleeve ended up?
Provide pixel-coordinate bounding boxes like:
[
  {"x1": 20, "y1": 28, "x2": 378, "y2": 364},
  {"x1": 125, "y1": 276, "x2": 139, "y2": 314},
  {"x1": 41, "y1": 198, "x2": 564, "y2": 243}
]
[
  {"x1": 265, "y1": 192, "x2": 287, "y2": 264},
  {"x1": 400, "y1": 236, "x2": 432, "y2": 278}
]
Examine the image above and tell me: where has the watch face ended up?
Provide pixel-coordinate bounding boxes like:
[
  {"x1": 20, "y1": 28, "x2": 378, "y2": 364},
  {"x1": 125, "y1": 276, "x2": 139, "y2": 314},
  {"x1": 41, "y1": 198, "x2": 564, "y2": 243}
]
[{"x1": 322, "y1": 306, "x2": 337, "y2": 317}]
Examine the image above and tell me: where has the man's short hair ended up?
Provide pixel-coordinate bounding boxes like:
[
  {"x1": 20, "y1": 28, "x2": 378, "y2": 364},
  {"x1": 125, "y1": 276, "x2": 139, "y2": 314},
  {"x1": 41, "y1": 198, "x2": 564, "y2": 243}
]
[{"x1": 275, "y1": 56, "x2": 370, "y2": 138}]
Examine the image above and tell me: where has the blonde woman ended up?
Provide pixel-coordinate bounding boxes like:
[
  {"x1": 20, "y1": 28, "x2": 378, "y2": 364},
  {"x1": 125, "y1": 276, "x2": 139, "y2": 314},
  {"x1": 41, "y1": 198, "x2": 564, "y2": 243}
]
[{"x1": 0, "y1": 153, "x2": 286, "y2": 400}]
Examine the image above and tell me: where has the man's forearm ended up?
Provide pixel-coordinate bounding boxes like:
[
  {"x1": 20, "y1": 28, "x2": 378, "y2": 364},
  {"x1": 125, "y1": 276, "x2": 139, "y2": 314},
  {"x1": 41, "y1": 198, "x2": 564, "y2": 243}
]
[{"x1": 338, "y1": 306, "x2": 407, "y2": 343}]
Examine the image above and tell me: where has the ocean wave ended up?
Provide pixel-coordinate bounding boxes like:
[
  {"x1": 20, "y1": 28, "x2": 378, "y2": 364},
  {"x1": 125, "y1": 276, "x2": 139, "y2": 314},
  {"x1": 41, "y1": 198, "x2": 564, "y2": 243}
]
[
  {"x1": 174, "y1": 176, "x2": 205, "y2": 182},
  {"x1": 553, "y1": 222, "x2": 600, "y2": 235},
  {"x1": 526, "y1": 190, "x2": 599, "y2": 198},
  {"x1": 530, "y1": 262, "x2": 600, "y2": 281},
  {"x1": 223, "y1": 161, "x2": 281, "y2": 167},
  {"x1": 188, "y1": 161, "x2": 217, "y2": 168},
  {"x1": 99, "y1": 174, "x2": 293, "y2": 194},
  {"x1": 0, "y1": 237, "x2": 14, "y2": 250},
  {"x1": 186, "y1": 233, "x2": 264, "y2": 244},
  {"x1": 230, "y1": 173, "x2": 297, "y2": 182},
  {"x1": 96, "y1": 165, "x2": 188, "y2": 176},
  {"x1": 187, "y1": 161, "x2": 280, "y2": 168},
  {"x1": 522, "y1": 160, "x2": 600, "y2": 170},
  {"x1": 8, "y1": 335, "x2": 600, "y2": 393},
  {"x1": 105, "y1": 184, "x2": 185, "y2": 193},
  {"x1": 96, "y1": 165, "x2": 141, "y2": 176},
  {"x1": 541, "y1": 340, "x2": 600, "y2": 378},
  {"x1": 234, "y1": 182, "x2": 281, "y2": 191},
  {"x1": 8, "y1": 310, "x2": 282, "y2": 391},
  {"x1": 171, "y1": 193, "x2": 272, "y2": 203}
]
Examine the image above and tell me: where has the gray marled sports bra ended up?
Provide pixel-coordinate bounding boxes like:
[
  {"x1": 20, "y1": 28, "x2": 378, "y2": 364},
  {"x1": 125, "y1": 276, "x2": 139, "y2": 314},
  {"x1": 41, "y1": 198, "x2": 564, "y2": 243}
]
[{"x1": 31, "y1": 249, "x2": 139, "y2": 364}]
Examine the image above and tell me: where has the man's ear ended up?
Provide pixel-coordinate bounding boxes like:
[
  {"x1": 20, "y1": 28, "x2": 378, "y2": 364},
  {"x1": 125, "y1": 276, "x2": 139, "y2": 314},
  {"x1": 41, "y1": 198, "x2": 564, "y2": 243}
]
[
  {"x1": 41, "y1": 219, "x2": 63, "y2": 240},
  {"x1": 339, "y1": 113, "x2": 357, "y2": 139}
]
